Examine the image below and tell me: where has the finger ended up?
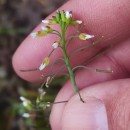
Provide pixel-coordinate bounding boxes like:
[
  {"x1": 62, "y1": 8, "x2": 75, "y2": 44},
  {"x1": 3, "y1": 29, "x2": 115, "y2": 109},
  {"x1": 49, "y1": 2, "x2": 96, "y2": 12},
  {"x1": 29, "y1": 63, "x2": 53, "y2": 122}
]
[
  {"x1": 50, "y1": 39, "x2": 130, "y2": 129},
  {"x1": 50, "y1": 78, "x2": 130, "y2": 130},
  {"x1": 12, "y1": 0, "x2": 130, "y2": 82}
]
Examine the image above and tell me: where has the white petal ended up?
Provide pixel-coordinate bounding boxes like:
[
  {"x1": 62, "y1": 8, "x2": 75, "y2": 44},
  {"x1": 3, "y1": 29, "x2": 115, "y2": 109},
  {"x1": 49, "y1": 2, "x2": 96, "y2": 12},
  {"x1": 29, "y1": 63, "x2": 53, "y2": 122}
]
[
  {"x1": 56, "y1": 10, "x2": 59, "y2": 13},
  {"x1": 76, "y1": 20, "x2": 82, "y2": 24},
  {"x1": 65, "y1": 11, "x2": 71, "y2": 19},
  {"x1": 42, "y1": 20, "x2": 49, "y2": 24},
  {"x1": 46, "y1": 104, "x2": 51, "y2": 107},
  {"x1": 20, "y1": 96, "x2": 26, "y2": 101},
  {"x1": 39, "y1": 63, "x2": 46, "y2": 71},
  {"x1": 30, "y1": 32, "x2": 37, "y2": 38},
  {"x1": 52, "y1": 42, "x2": 58, "y2": 48},
  {"x1": 23, "y1": 101, "x2": 28, "y2": 107},
  {"x1": 22, "y1": 113, "x2": 30, "y2": 118},
  {"x1": 85, "y1": 34, "x2": 94, "y2": 39},
  {"x1": 46, "y1": 102, "x2": 51, "y2": 107},
  {"x1": 41, "y1": 26, "x2": 48, "y2": 31}
]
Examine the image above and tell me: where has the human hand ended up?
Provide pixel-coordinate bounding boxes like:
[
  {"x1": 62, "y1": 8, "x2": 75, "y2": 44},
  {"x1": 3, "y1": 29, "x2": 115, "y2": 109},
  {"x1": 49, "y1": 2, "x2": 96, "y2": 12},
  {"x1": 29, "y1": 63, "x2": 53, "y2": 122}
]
[{"x1": 13, "y1": 0, "x2": 130, "y2": 129}]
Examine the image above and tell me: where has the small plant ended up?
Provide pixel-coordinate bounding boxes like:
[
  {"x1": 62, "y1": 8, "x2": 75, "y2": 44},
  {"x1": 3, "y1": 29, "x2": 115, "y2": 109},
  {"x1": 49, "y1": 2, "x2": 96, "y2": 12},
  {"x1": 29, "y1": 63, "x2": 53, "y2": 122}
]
[{"x1": 20, "y1": 10, "x2": 113, "y2": 115}]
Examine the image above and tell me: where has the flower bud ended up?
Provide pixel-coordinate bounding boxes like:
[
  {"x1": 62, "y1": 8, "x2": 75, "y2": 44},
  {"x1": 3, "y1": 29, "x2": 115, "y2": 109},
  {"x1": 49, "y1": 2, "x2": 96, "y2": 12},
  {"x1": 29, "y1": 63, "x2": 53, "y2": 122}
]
[
  {"x1": 71, "y1": 20, "x2": 82, "y2": 25},
  {"x1": 20, "y1": 96, "x2": 32, "y2": 111},
  {"x1": 45, "y1": 76, "x2": 53, "y2": 88},
  {"x1": 31, "y1": 31, "x2": 48, "y2": 38},
  {"x1": 39, "y1": 57, "x2": 50, "y2": 71},
  {"x1": 79, "y1": 33, "x2": 94, "y2": 40},
  {"x1": 65, "y1": 11, "x2": 72, "y2": 19},
  {"x1": 61, "y1": 11, "x2": 66, "y2": 22},
  {"x1": 55, "y1": 10, "x2": 61, "y2": 23},
  {"x1": 41, "y1": 26, "x2": 53, "y2": 33},
  {"x1": 42, "y1": 19, "x2": 57, "y2": 24},
  {"x1": 52, "y1": 41, "x2": 60, "y2": 48},
  {"x1": 76, "y1": 20, "x2": 82, "y2": 24}
]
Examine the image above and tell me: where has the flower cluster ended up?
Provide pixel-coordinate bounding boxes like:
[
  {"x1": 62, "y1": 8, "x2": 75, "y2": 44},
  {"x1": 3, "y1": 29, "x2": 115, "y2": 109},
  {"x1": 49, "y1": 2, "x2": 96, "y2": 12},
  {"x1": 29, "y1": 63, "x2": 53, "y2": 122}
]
[
  {"x1": 20, "y1": 96, "x2": 32, "y2": 111},
  {"x1": 42, "y1": 10, "x2": 82, "y2": 25},
  {"x1": 36, "y1": 87, "x2": 51, "y2": 109},
  {"x1": 30, "y1": 10, "x2": 95, "y2": 72}
]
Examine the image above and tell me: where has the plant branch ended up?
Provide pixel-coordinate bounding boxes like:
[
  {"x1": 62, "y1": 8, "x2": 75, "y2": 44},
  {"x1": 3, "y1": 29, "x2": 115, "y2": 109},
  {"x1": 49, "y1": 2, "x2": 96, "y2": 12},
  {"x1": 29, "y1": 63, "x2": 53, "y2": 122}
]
[
  {"x1": 69, "y1": 36, "x2": 104, "y2": 58},
  {"x1": 72, "y1": 65, "x2": 113, "y2": 73}
]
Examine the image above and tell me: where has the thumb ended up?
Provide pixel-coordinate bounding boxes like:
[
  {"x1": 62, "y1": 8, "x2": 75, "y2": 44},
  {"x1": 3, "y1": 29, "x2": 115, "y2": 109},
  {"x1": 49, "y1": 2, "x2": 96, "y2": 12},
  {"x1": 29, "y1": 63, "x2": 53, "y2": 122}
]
[{"x1": 61, "y1": 97, "x2": 108, "y2": 130}]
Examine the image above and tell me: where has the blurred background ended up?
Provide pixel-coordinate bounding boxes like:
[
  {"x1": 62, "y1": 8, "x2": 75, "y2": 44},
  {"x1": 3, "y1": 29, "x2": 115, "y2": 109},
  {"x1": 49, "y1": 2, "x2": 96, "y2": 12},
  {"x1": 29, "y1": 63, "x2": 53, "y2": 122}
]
[{"x1": 0, "y1": 0, "x2": 67, "y2": 130}]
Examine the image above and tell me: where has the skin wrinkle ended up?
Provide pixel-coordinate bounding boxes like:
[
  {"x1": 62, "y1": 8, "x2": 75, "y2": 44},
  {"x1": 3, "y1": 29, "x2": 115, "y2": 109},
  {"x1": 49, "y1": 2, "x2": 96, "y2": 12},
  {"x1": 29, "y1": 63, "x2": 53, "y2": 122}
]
[
  {"x1": 127, "y1": 109, "x2": 130, "y2": 129},
  {"x1": 107, "y1": 88, "x2": 130, "y2": 130},
  {"x1": 62, "y1": 97, "x2": 107, "y2": 130},
  {"x1": 103, "y1": 51, "x2": 129, "y2": 79},
  {"x1": 104, "y1": 83, "x2": 127, "y2": 129},
  {"x1": 120, "y1": 91, "x2": 130, "y2": 130},
  {"x1": 95, "y1": 40, "x2": 130, "y2": 78},
  {"x1": 75, "y1": 40, "x2": 130, "y2": 82},
  {"x1": 94, "y1": 80, "x2": 130, "y2": 130},
  {"x1": 74, "y1": 41, "x2": 130, "y2": 90},
  {"x1": 104, "y1": 41, "x2": 130, "y2": 78},
  {"x1": 109, "y1": 96, "x2": 122, "y2": 130}
]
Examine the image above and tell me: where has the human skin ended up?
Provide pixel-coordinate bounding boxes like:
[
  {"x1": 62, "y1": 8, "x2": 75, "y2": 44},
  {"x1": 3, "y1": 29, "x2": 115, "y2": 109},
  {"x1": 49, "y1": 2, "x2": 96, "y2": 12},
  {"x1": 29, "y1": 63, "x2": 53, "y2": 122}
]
[{"x1": 12, "y1": 0, "x2": 130, "y2": 130}]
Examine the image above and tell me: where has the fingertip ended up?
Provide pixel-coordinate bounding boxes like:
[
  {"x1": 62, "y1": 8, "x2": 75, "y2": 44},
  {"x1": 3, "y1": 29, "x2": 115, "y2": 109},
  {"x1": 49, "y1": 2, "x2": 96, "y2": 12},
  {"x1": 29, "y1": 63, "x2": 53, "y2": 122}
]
[{"x1": 62, "y1": 97, "x2": 108, "y2": 130}]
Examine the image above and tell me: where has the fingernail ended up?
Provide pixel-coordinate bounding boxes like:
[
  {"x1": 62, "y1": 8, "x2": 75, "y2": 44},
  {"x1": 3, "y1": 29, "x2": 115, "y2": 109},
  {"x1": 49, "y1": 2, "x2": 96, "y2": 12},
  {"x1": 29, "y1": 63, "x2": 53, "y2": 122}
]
[{"x1": 62, "y1": 97, "x2": 108, "y2": 130}]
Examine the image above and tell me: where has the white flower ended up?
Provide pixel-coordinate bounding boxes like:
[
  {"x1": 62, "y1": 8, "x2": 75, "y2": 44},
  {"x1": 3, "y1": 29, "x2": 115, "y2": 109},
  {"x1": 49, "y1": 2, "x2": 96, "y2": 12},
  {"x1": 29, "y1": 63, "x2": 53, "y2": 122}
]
[
  {"x1": 22, "y1": 113, "x2": 30, "y2": 118},
  {"x1": 45, "y1": 76, "x2": 53, "y2": 88},
  {"x1": 65, "y1": 11, "x2": 72, "y2": 19},
  {"x1": 39, "y1": 63, "x2": 46, "y2": 71},
  {"x1": 38, "y1": 88, "x2": 46, "y2": 96},
  {"x1": 41, "y1": 26, "x2": 48, "y2": 31},
  {"x1": 30, "y1": 32, "x2": 37, "y2": 38},
  {"x1": 42, "y1": 19, "x2": 57, "y2": 24},
  {"x1": 86, "y1": 34, "x2": 94, "y2": 39},
  {"x1": 41, "y1": 26, "x2": 52, "y2": 33},
  {"x1": 31, "y1": 30, "x2": 48, "y2": 38},
  {"x1": 86, "y1": 35, "x2": 94, "y2": 39},
  {"x1": 38, "y1": 57, "x2": 50, "y2": 71},
  {"x1": 52, "y1": 41, "x2": 60, "y2": 48},
  {"x1": 79, "y1": 33, "x2": 94, "y2": 40},
  {"x1": 56, "y1": 10, "x2": 60, "y2": 13},
  {"x1": 42, "y1": 20, "x2": 49, "y2": 24},
  {"x1": 20, "y1": 96, "x2": 26, "y2": 101},
  {"x1": 23, "y1": 101, "x2": 28, "y2": 107},
  {"x1": 20, "y1": 96, "x2": 31, "y2": 107},
  {"x1": 46, "y1": 102, "x2": 51, "y2": 107},
  {"x1": 76, "y1": 20, "x2": 82, "y2": 24}
]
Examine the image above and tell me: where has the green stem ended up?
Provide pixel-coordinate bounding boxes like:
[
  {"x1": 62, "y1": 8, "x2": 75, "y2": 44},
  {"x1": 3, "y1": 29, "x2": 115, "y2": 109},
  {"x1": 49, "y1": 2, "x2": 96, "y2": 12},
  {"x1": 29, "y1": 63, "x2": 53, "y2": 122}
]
[
  {"x1": 62, "y1": 46, "x2": 78, "y2": 93},
  {"x1": 61, "y1": 26, "x2": 84, "y2": 102}
]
